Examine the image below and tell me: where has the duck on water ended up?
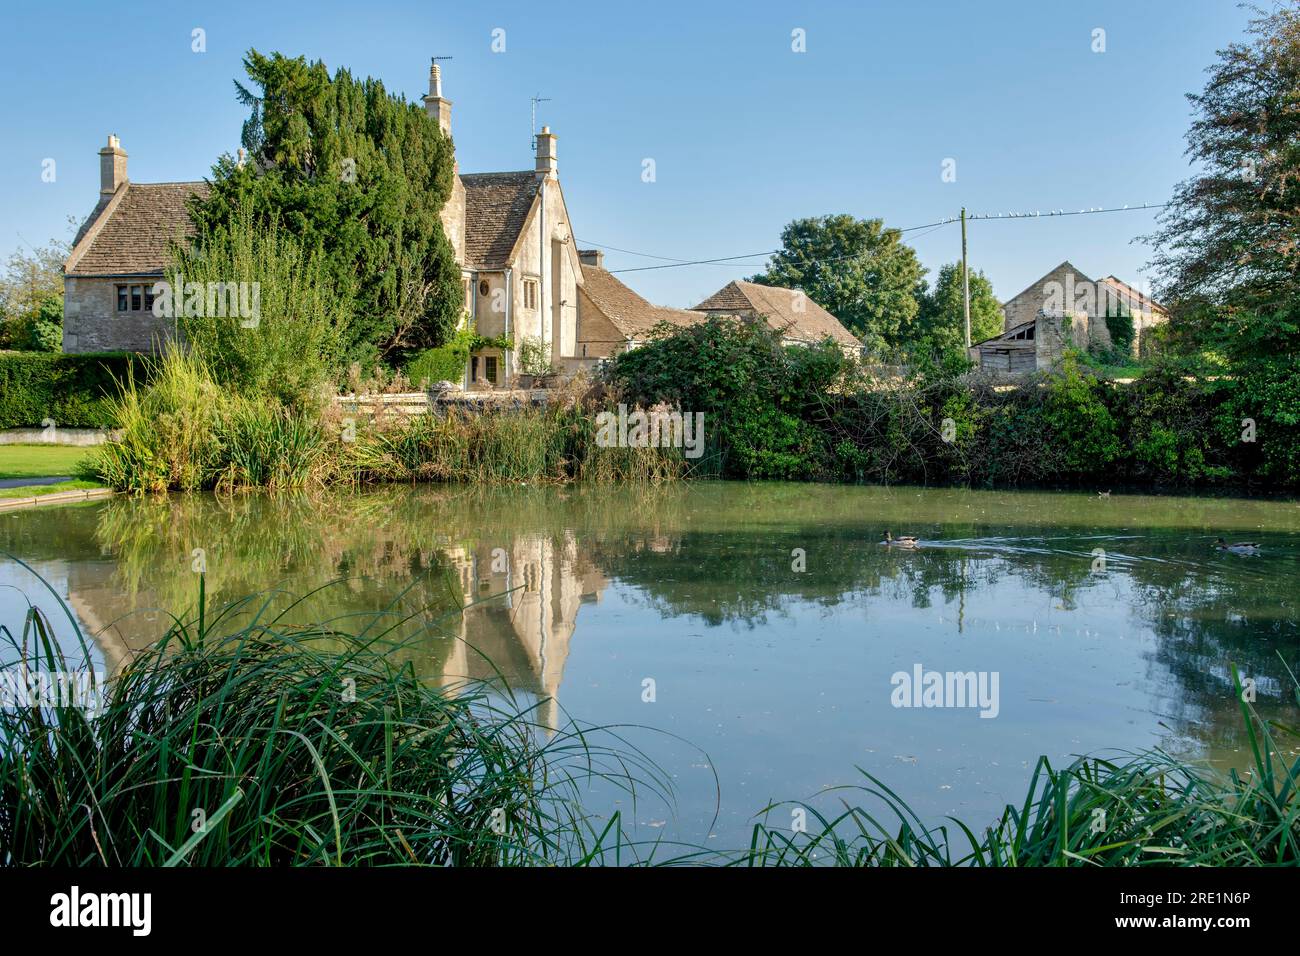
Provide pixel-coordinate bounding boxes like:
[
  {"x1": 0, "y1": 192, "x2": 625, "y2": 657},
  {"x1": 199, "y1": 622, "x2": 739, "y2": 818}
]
[
  {"x1": 1214, "y1": 538, "x2": 1261, "y2": 554},
  {"x1": 882, "y1": 531, "x2": 921, "y2": 549}
]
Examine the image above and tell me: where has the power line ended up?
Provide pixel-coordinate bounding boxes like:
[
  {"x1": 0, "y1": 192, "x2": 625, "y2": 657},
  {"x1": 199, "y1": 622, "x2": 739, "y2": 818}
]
[{"x1": 585, "y1": 202, "x2": 1168, "y2": 275}]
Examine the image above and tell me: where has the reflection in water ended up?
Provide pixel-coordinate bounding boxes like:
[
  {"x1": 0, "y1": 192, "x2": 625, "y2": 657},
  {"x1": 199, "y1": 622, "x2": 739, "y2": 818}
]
[{"x1": 1, "y1": 482, "x2": 1298, "y2": 841}]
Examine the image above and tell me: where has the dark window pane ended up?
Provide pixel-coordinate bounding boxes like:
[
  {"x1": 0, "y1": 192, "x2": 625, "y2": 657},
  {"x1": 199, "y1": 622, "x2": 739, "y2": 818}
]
[
  {"x1": 130, "y1": 285, "x2": 142, "y2": 311},
  {"x1": 117, "y1": 286, "x2": 128, "y2": 311}
]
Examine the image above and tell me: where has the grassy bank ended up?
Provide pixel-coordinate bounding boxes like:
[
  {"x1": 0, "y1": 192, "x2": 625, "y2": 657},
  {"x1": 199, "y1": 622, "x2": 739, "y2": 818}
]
[
  {"x1": 0, "y1": 444, "x2": 102, "y2": 502},
  {"x1": 2, "y1": 574, "x2": 1295, "y2": 866},
  {"x1": 0, "y1": 444, "x2": 94, "y2": 480}
]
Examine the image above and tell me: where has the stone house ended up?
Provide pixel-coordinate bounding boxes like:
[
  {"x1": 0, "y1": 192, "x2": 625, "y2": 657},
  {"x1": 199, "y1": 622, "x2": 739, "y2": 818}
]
[
  {"x1": 61, "y1": 60, "x2": 860, "y2": 384},
  {"x1": 972, "y1": 260, "x2": 1168, "y2": 375},
  {"x1": 62, "y1": 62, "x2": 587, "y2": 389},
  {"x1": 426, "y1": 62, "x2": 584, "y2": 387},
  {"x1": 62, "y1": 135, "x2": 207, "y2": 353},
  {"x1": 690, "y1": 280, "x2": 862, "y2": 355}
]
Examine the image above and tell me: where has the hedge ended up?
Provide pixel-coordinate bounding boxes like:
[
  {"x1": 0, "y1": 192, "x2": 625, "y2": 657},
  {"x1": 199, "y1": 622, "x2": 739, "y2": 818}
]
[{"x1": 0, "y1": 351, "x2": 152, "y2": 429}]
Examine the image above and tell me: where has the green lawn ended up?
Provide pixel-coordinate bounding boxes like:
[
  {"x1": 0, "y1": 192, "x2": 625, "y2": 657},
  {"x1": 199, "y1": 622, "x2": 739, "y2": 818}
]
[
  {"x1": 0, "y1": 479, "x2": 104, "y2": 500},
  {"x1": 0, "y1": 443, "x2": 96, "y2": 479}
]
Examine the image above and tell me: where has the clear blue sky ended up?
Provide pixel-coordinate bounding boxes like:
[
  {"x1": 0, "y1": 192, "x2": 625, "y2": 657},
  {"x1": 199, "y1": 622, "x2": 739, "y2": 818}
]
[{"x1": 0, "y1": 0, "x2": 1251, "y2": 308}]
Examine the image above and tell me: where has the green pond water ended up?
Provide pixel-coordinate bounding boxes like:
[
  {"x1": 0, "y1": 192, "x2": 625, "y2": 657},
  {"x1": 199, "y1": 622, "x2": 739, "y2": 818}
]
[{"x1": 2, "y1": 482, "x2": 1299, "y2": 845}]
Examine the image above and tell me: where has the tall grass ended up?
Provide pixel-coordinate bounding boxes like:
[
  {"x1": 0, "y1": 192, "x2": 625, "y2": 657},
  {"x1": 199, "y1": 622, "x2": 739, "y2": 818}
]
[
  {"x1": 336, "y1": 402, "x2": 689, "y2": 485},
  {"x1": 729, "y1": 662, "x2": 1299, "y2": 867},
  {"x1": 92, "y1": 345, "x2": 225, "y2": 494},
  {"x1": 0, "y1": 570, "x2": 660, "y2": 866},
  {"x1": 91, "y1": 347, "x2": 690, "y2": 493}
]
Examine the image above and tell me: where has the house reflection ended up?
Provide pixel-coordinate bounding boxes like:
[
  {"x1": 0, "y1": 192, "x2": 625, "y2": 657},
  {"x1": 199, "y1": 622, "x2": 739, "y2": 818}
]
[
  {"x1": 439, "y1": 534, "x2": 607, "y2": 729},
  {"x1": 62, "y1": 528, "x2": 608, "y2": 730}
]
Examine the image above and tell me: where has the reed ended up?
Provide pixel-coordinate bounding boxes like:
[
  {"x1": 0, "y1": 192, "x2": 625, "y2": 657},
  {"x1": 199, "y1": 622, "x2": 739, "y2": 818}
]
[
  {"x1": 0, "y1": 570, "x2": 659, "y2": 866},
  {"x1": 730, "y1": 662, "x2": 1299, "y2": 867}
]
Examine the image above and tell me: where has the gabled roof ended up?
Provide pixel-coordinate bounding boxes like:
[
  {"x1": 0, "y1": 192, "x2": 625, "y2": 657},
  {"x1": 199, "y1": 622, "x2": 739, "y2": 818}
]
[
  {"x1": 460, "y1": 171, "x2": 539, "y2": 270},
  {"x1": 1001, "y1": 260, "x2": 1093, "y2": 308},
  {"x1": 1099, "y1": 275, "x2": 1166, "y2": 316},
  {"x1": 66, "y1": 181, "x2": 208, "y2": 276},
  {"x1": 580, "y1": 265, "x2": 704, "y2": 339},
  {"x1": 691, "y1": 280, "x2": 860, "y2": 348}
]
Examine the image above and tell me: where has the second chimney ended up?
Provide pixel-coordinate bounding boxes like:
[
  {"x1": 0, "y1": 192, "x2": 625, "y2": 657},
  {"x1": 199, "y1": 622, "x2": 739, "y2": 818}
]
[
  {"x1": 579, "y1": 249, "x2": 604, "y2": 269},
  {"x1": 99, "y1": 134, "x2": 127, "y2": 197},
  {"x1": 423, "y1": 61, "x2": 452, "y2": 137},
  {"x1": 535, "y1": 126, "x2": 557, "y2": 178}
]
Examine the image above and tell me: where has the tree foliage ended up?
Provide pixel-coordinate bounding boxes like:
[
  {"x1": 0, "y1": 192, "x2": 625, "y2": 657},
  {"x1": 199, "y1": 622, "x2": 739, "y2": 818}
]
[
  {"x1": 0, "y1": 236, "x2": 68, "y2": 352},
  {"x1": 192, "y1": 50, "x2": 463, "y2": 369},
  {"x1": 1145, "y1": 3, "x2": 1300, "y2": 360},
  {"x1": 749, "y1": 214, "x2": 924, "y2": 356},
  {"x1": 915, "y1": 262, "x2": 1002, "y2": 358}
]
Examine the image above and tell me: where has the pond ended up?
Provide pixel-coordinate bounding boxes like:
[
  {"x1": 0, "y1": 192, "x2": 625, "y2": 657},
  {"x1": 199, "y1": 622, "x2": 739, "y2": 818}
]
[{"x1": 2, "y1": 482, "x2": 1299, "y2": 847}]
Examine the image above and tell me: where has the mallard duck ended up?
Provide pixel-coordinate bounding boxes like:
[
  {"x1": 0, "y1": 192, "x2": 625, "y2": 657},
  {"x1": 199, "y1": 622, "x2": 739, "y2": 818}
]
[
  {"x1": 882, "y1": 530, "x2": 920, "y2": 548},
  {"x1": 1214, "y1": 538, "x2": 1261, "y2": 554}
]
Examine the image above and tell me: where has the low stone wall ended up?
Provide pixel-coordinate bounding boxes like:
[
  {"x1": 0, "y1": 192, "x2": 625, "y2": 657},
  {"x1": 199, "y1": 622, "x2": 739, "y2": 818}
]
[
  {"x1": 0, "y1": 427, "x2": 118, "y2": 446},
  {"x1": 334, "y1": 390, "x2": 552, "y2": 418}
]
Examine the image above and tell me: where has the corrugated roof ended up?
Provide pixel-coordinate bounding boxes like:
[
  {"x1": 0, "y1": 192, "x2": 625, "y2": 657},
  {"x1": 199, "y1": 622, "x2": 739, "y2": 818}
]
[
  {"x1": 692, "y1": 280, "x2": 860, "y2": 348},
  {"x1": 580, "y1": 265, "x2": 705, "y2": 338},
  {"x1": 460, "y1": 171, "x2": 539, "y2": 270},
  {"x1": 67, "y1": 182, "x2": 208, "y2": 276}
]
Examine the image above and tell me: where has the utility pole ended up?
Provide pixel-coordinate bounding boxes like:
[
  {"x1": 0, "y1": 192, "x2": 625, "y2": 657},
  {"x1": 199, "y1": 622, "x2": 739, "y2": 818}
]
[{"x1": 961, "y1": 206, "x2": 971, "y2": 350}]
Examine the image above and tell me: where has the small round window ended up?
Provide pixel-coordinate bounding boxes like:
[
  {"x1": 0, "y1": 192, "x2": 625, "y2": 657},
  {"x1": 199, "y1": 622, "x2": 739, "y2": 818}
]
[{"x1": 478, "y1": 280, "x2": 490, "y2": 296}]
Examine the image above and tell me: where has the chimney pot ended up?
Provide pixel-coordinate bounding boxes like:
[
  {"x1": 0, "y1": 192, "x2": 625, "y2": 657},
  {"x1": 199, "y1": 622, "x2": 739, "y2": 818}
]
[
  {"x1": 579, "y1": 249, "x2": 604, "y2": 269},
  {"x1": 422, "y1": 59, "x2": 452, "y2": 137},
  {"x1": 535, "y1": 127, "x2": 557, "y2": 178}
]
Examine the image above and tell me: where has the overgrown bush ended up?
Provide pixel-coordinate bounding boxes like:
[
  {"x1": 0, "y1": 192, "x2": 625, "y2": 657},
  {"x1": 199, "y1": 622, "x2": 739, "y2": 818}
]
[
  {"x1": 170, "y1": 202, "x2": 347, "y2": 405},
  {"x1": 603, "y1": 320, "x2": 1295, "y2": 489}
]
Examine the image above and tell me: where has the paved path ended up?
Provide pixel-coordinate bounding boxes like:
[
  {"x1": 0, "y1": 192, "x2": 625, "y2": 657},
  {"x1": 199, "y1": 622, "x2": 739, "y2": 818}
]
[{"x1": 0, "y1": 475, "x2": 73, "y2": 489}]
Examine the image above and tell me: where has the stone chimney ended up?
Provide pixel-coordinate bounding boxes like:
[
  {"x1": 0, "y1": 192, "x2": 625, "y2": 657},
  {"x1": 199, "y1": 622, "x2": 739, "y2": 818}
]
[
  {"x1": 535, "y1": 126, "x2": 557, "y2": 178},
  {"x1": 99, "y1": 134, "x2": 127, "y2": 197},
  {"x1": 422, "y1": 60, "x2": 452, "y2": 137},
  {"x1": 579, "y1": 249, "x2": 604, "y2": 269}
]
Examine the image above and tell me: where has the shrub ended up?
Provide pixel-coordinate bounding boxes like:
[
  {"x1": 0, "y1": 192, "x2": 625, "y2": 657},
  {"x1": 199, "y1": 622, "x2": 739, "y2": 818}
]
[
  {"x1": 1037, "y1": 355, "x2": 1122, "y2": 477},
  {"x1": 170, "y1": 201, "x2": 347, "y2": 405},
  {"x1": 517, "y1": 336, "x2": 556, "y2": 377},
  {"x1": 0, "y1": 351, "x2": 152, "y2": 429},
  {"x1": 406, "y1": 330, "x2": 472, "y2": 387}
]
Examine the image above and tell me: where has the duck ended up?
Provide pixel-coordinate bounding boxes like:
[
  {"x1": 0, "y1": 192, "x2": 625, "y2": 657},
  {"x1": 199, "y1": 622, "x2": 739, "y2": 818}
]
[
  {"x1": 1097, "y1": 490, "x2": 1111, "y2": 499},
  {"x1": 1214, "y1": 538, "x2": 1261, "y2": 554},
  {"x1": 882, "y1": 530, "x2": 920, "y2": 548}
]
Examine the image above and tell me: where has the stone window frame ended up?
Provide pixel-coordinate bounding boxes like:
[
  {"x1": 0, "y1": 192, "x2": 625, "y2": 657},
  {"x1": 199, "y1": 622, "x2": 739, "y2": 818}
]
[
  {"x1": 116, "y1": 282, "x2": 156, "y2": 313},
  {"x1": 522, "y1": 276, "x2": 539, "y2": 311}
]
